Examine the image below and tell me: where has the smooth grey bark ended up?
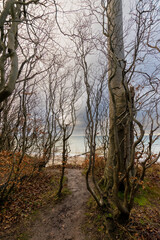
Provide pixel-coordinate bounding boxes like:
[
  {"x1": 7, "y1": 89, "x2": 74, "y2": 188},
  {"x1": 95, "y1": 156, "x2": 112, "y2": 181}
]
[
  {"x1": 0, "y1": 0, "x2": 15, "y2": 28},
  {"x1": 0, "y1": 0, "x2": 39, "y2": 103},
  {"x1": 0, "y1": 1, "x2": 19, "y2": 103},
  {"x1": 104, "y1": 0, "x2": 132, "y2": 188}
]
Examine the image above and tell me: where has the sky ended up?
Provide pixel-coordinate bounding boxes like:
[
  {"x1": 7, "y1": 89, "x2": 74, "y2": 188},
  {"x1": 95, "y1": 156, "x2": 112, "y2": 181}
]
[
  {"x1": 2, "y1": 0, "x2": 159, "y2": 136},
  {"x1": 55, "y1": 0, "x2": 130, "y2": 136},
  {"x1": 62, "y1": 0, "x2": 160, "y2": 136}
]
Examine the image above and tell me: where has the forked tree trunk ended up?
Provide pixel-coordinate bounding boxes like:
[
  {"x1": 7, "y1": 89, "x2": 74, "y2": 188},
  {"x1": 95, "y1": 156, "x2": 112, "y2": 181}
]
[{"x1": 104, "y1": 0, "x2": 133, "y2": 189}]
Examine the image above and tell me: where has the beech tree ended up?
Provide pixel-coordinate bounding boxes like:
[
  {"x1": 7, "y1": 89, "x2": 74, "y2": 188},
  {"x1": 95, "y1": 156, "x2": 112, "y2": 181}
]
[
  {"x1": 0, "y1": 0, "x2": 159, "y2": 233},
  {"x1": 0, "y1": 0, "x2": 43, "y2": 103},
  {"x1": 70, "y1": 0, "x2": 160, "y2": 235},
  {"x1": 102, "y1": 0, "x2": 160, "y2": 189},
  {"x1": 102, "y1": 0, "x2": 133, "y2": 189},
  {"x1": 56, "y1": 68, "x2": 81, "y2": 196}
]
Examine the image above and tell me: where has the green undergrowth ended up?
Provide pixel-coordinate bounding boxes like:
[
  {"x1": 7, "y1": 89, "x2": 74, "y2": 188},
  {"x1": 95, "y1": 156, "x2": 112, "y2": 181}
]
[
  {"x1": 17, "y1": 232, "x2": 30, "y2": 240},
  {"x1": 83, "y1": 164, "x2": 160, "y2": 240},
  {"x1": 134, "y1": 171, "x2": 160, "y2": 207},
  {"x1": 134, "y1": 194, "x2": 149, "y2": 206}
]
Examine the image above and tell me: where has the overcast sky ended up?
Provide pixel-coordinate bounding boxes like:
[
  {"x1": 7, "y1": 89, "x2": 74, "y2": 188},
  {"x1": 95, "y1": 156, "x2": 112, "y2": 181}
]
[{"x1": 61, "y1": 0, "x2": 132, "y2": 136}]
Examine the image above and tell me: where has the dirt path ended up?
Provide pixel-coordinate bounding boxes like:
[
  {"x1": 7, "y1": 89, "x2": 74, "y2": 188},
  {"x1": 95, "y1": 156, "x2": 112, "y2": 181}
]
[{"x1": 29, "y1": 169, "x2": 89, "y2": 240}]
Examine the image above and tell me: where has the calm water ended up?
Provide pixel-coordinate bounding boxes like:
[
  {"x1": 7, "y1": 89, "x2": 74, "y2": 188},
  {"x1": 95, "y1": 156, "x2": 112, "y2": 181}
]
[
  {"x1": 46, "y1": 135, "x2": 160, "y2": 166},
  {"x1": 68, "y1": 136, "x2": 86, "y2": 155},
  {"x1": 67, "y1": 135, "x2": 160, "y2": 155}
]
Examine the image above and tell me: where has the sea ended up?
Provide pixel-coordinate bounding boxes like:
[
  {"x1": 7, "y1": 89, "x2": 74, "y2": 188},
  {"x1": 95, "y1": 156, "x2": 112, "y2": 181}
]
[
  {"x1": 68, "y1": 135, "x2": 160, "y2": 155},
  {"x1": 45, "y1": 135, "x2": 160, "y2": 166},
  {"x1": 68, "y1": 136, "x2": 86, "y2": 155}
]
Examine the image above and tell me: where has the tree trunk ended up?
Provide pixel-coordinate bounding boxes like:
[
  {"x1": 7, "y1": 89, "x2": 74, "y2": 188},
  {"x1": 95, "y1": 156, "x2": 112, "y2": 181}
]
[
  {"x1": 57, "y1": 127, "x2": 67, "y2": 197},
  {"x1": 104, "y1": 0, "x2": 132, "y2": 189}
]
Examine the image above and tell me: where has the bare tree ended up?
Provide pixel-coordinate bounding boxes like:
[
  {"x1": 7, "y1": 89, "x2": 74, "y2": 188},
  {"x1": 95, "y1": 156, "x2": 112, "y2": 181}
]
[
  {"x1": 68, "y1": 0, "x2": 160, "y2": 234},
  {"x1": 0, "y1": 0, "x2": 45, "y2": 102},
  {"x1": 57, "y1": 69, "x2": 81, "y2": 196},
  {"x1": 41, "y1": 64, "x2": 65, "y2": 167}
]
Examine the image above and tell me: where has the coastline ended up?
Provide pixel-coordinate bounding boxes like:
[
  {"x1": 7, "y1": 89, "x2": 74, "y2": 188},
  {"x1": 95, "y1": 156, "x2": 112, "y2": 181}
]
[{"x1": 46, "y1": 154, "x2": 86, "y2": 167}]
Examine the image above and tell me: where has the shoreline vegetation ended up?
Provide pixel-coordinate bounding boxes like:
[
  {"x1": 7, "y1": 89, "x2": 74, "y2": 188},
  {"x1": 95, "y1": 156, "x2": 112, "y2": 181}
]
[
  {"x1": 0, "y1": 152, "x2": 159, "y2": 240},
  {"x1": 83, "y1": 161, "x2": 160, "y2": 240},
  {"x1": 1, "y1": 1, "x2": 160, "y2": 239}
]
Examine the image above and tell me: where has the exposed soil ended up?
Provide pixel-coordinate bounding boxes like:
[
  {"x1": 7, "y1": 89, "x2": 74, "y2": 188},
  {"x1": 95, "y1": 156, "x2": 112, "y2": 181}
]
[
  {"x1": 28, "y1": 169, "x2": 89, "y2": 240},
  {"x1": 2, "y1": 160, "x2": 159, "y2": 240}
]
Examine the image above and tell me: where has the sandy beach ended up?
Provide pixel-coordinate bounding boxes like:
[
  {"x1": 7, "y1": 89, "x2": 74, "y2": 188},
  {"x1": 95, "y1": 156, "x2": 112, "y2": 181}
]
[{"x1": 46, "y1": 154, "x2": 86, "y2": 167}]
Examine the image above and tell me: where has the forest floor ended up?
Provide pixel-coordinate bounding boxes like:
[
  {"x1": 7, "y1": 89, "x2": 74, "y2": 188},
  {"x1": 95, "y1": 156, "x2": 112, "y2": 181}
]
[
  {"x1": 26, "y1": 168, "x2": 89, "y2": 240},
  {"x1": 0, "y1": 160, "x2": 160, "y2": 240},
  {"x1": 84, "y1": 163, "x2": 160, "y2": 240},
  {"x1": 0, "y1": 166, "x2": 89, "y2": 240}
]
